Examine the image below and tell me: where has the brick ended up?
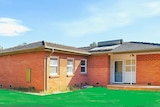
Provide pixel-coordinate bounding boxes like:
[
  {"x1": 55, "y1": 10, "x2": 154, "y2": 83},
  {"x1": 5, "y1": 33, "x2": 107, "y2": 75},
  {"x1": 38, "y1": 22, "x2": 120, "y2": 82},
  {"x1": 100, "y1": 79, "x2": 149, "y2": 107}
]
[
  {"x1": 88, "y1": 54, "x2": 110, "y2": 86},
  {"x1": 0, "y1": 51, "x2": 45, "y2": 91},
  {"x1": 137, "y1": 54, "x2": 160, "y2": 85}
]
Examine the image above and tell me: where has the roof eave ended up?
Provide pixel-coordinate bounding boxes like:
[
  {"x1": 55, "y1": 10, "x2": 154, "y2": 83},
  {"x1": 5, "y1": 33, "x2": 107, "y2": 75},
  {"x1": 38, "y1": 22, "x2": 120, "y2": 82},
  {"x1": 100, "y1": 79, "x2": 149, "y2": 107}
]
[
  {"x1": 110, "y1": 48, "x2": 160, "y2": 54},
  {"x1": 0, "y1": 47, "x2": 45, "y2": 56},
  {"x1": 45, "y1": 46, "x2": 91, "y2": 55},
  {"x1": 90, "y1": 51, "x2": 110, "y2": 55}
]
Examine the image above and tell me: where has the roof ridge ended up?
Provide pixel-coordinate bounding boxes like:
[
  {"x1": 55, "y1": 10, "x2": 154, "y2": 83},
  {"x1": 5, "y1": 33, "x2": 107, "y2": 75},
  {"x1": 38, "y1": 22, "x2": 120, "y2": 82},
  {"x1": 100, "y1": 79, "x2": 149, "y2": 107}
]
[
  {"x1": 45, "y1": 41, "x2": 83, "y2": 49},
  {"x1": 0, "y1": 40, "x2": 90, "y2": 55},
  {"x1": 0, "y1": 41, "x2": 45, "y2": 53},
  {"x1": 129, "y1": 41, "x2": 160, "y2": 46},
  {"x1": 3, "y1": 41, "x2": 42, "y2": 50}
]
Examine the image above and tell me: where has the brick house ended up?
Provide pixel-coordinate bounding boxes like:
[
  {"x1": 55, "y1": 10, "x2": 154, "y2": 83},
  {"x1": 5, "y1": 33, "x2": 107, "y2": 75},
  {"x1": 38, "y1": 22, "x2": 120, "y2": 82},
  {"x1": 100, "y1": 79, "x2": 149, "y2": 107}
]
[{"x1": 1, "y1": 39, "x2": 160, "y2": 92}]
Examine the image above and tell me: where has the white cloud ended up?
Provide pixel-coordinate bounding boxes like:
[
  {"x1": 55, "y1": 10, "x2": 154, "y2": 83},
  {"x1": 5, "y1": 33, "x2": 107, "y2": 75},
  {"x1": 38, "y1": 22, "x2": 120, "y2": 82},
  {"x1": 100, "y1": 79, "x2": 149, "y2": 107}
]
[
  {"x1": 144, "y1": 1, "x2": 160, "y2": 15},
  {"x1": 55, "y1": 11, "x2": 129, "y2": 37},
  {"x1": 54, "y1": 0, "x2": 160, "y2": 37},
  {"x1": 0, "y1": 18, "x2": 31, "y2": 36}
]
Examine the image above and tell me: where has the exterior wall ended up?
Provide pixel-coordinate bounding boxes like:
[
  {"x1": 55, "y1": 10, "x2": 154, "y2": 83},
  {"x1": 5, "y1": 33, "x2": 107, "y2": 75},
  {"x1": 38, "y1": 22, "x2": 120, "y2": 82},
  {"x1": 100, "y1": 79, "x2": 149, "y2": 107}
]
[
  {"x1": 46, "y1": 52, "x2": 88, "y2": 92},
  {"x1": 4, "y1": 48, "x2": 160, "y2": 92},
  {"x1": 0, "y1": 51, "x2": 45, "y2": 91},
  {"x1": 88, "y1": 54, "x2": 110, "y2": 86},
  {"x1": 110, "y1": 54, "x2": 136, "y2": 84},
  {"x1": 137, "y1": 54, "x2": 160, "y2": 85}
]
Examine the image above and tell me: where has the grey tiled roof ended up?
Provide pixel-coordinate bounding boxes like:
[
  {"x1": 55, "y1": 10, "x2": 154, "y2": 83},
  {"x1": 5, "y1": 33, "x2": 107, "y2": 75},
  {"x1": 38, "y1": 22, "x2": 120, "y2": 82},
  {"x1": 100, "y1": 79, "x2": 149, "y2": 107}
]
[
  {"x1": 0, "y1": 41, "x2": 44, "y2": 53},
  {"x1": 0, "y1": 41, "x2": 90, "y2": 55},
  {"x1": 1, "y1": 40, "x2": 160, "y2": 55},
  {"x1": 45, "y1": 42, "x2": 90, "y2": 55},
  {"x1": 78, "y1": 46, "x2": 95, "y2": 51},
  {"x1": 110, "y1": 42, "x2": 160, "y2": 53}
]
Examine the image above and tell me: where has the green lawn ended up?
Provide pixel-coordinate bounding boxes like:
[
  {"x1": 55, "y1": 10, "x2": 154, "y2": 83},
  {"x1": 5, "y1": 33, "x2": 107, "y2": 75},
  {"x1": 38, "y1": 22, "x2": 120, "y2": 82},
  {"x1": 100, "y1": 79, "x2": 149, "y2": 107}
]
[{"x1": 0, "y1": 87, "x2": 160, "y2": 107}]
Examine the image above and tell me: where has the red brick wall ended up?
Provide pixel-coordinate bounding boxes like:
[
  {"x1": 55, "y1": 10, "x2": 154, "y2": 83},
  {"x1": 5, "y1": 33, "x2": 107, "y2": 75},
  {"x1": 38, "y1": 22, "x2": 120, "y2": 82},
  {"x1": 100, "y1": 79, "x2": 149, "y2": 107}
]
[
  {"x1": 88, "y1": 54, "x2": 110, "y2": 86},
  {"x1": 137, "y1": 54, "x2": 160, "y2": 85},
  {"x1": 0, "y1": 51, "x2": 45, "y2": 91},
  {"x1": 46, "y1": 52, "x2": 88, "y2": 92}
]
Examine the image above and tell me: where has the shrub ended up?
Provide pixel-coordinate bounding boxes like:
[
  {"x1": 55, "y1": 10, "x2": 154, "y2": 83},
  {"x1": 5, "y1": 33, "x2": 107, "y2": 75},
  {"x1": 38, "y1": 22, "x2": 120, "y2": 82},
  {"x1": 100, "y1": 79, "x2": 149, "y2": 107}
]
[{"x1": 14, "y1": 87, "x2": 35, "y2": 92}]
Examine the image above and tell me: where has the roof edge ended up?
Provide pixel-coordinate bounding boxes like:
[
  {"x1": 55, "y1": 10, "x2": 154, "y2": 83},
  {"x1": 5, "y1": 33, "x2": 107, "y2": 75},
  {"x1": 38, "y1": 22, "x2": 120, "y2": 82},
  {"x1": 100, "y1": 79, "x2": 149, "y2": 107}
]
[
  {"x1": 45, "y1": 46, "x2": 91, "y2": 55},
  {"x1": 109, "y1": 48, "x2": 160, "y2": 54},
  {"x1": 0, "y1": 47, "x2": 45, "y2": 56}
]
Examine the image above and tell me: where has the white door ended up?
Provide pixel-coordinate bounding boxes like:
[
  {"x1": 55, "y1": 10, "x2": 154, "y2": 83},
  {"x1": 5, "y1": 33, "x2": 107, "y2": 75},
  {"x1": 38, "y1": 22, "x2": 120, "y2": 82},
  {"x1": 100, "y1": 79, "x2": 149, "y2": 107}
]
[{"x1": 124, "y1": 59, "x2": 136, "y2": 83}]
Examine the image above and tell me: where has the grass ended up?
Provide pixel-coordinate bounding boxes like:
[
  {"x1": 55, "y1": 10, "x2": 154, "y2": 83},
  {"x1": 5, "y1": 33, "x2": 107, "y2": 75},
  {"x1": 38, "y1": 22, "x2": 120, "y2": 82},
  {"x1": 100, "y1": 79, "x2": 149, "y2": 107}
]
[{"x1": 0, "y1": 87, "x2": 160, "y2": 107}]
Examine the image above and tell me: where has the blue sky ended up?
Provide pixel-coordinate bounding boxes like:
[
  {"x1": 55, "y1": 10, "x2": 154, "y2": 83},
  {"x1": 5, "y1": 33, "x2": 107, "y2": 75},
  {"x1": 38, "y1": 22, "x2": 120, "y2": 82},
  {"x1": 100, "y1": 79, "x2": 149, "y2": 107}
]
[{"x1": 0, "y1": 0, "x2": 160, "y2": 48}]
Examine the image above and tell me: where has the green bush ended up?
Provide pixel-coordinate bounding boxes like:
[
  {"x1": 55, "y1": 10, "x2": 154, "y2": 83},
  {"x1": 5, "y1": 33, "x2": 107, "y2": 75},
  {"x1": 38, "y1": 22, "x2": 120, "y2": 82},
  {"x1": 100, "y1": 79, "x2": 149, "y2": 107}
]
[{"x1": 14, "y1": 87, "x2": 35, "y2": 92}]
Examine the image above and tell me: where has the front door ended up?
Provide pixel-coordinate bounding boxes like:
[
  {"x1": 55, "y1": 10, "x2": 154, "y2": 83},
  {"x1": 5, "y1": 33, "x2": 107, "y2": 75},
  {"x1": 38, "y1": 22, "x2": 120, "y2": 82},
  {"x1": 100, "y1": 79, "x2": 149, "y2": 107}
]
[
  {"x1": 114, "y1": 61, "x2": 123, "y2": 82},
  {"x1": 124, "y1": 59, "x2": 136, "y2": 83}
]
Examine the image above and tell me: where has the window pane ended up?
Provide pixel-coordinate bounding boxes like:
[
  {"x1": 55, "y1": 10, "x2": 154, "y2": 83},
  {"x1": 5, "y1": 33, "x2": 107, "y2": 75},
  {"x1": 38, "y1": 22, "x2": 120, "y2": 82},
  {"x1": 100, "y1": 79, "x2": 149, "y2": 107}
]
[
  {"x1": 50, "y1": 58, "x2": 58, "y2": 66},
  {"x1": 126, "y1": 60, "x2": 135, "y2": 65},
  {"x1": 67, "y1": 59, "x2": 73, "y2": 65},
  {"x1": 126, "y1": 66, "x2": 135, "y2": 72},
  {"x1": 126, "y1": 60, "x2": 131, "y2": 65},
  {"x1": 115, "y1": 61, "x2": 122, "y2": 72},
  {"x1": 81, "y1": 60, "x2": 85, "y2": 65},
  {"x1": 132, "y1": 66, "x2": 135, "y2": 71},
  {"x1": 126, "y1": 66, "x2": 131, "y2": 71},
  {"x1": 81, "y1": 67, "x2": 85, "y2": 72},
  {"x1": 67, "y1": 59, "x2": 74, "y2": 74},
  {"x1": 67, "y1": 67, "x2": 73, "y2": 73},
  {"x1": 81, "y1": 60, "x2": 87, "y2": 73},
  {"x1": 50, "y1": 66, "x2": 57, "y2": 74},
  {"x1": 132, "y1": 60, "x2": 135, "y2": 65}
]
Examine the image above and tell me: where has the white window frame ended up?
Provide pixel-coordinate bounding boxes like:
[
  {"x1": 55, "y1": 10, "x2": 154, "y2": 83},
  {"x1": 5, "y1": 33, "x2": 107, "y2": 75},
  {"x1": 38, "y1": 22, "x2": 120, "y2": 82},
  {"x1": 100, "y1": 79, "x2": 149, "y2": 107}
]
[
  {"x1": 49, "y1": 57, "x2": 59, "y2": 76},
  {"x1": 67, "y1": 58, "x2": 74, "y2": 75},
  {"x1": 81, "y1": 59, "x2": 87, "y2": 74}
]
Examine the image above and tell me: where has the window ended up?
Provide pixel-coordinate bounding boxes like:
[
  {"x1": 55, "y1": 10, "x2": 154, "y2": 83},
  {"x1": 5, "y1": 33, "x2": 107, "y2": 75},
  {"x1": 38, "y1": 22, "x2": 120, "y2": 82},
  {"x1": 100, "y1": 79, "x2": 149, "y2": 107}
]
[
  {"x1": 81, "y1": 59, "x2": 87, "y2": 74},
  {"x1": 50, "y1": 57, "x2": 59, "y2": 76},
  {"x1": 67, "y1": 58, "x2": 74, "y2": 75},
  {"x1": 125, "y1": 59, "x2": 135, "y2": 72}
]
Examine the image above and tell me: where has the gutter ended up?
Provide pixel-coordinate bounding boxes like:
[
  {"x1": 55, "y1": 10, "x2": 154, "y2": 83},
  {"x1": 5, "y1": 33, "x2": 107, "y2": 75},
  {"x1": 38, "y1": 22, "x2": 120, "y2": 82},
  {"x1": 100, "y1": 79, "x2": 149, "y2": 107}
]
[
  {"x1": 44, "y1": 48, "x2": 54, "y2": 91},
  {"x1": 47, "y1": 48, "x2": 55, "y2": 57},
  {"x1": 109, "y1": 48, "x2": 160, "y2": 54},
  {"x1": 45, "y1": 46, "x2": 91, "y2": 55}
]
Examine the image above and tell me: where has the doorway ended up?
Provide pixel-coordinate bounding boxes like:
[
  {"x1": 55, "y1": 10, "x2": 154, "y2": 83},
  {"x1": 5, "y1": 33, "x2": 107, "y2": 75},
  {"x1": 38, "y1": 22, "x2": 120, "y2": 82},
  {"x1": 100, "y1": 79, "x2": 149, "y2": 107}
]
[{"x1": 114, "y1": 61, "x2": 123, "y2": 82}]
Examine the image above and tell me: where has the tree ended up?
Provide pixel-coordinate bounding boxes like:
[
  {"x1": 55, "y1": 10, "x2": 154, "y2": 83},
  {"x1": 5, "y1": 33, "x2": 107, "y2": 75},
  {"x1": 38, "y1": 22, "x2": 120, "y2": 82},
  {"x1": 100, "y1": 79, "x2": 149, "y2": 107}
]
[
  {"x1": 18, "y1": 42, "x2": 27, "y2": 46},
  {"x1": 89, "y1": 42, "x2": 97, "y2": 47},
  {"x1": 23, "y1": 42, "x2": 27, "y2": 45},
  {"x1": 0, "y1": 45, "x2": 3, "y2": 50},
  {"x1": 22, "y1": 42, "x2": 27, "y2": 45}
]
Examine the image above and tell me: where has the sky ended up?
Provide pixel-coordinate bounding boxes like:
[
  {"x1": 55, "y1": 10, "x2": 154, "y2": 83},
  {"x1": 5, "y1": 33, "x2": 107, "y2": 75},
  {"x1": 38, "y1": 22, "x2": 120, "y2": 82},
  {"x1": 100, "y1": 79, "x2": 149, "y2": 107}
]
[{"x1": 0, "y1": 0, "x2": 160, "y2": 48}]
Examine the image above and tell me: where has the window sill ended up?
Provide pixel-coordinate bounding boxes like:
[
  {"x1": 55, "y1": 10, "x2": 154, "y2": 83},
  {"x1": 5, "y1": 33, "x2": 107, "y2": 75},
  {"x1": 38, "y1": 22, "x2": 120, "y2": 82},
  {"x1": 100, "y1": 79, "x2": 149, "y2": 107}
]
[
  {"x1": 49, "y1": 75, "x2": 60, "y2": 78},
  {"x1": 81, "y1": 73, "x2": 87, "y2": 76},
  {"x1": 66, "y1": 74, "x2": 74, "y2": 77}
]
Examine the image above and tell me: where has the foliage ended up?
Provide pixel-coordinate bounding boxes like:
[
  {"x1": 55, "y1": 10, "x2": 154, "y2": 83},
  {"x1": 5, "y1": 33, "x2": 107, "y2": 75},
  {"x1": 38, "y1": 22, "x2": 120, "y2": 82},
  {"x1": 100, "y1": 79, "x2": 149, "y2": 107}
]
[
  {"x1": 22, "y1": 42, "x2": 27, "y2": 45},
  {"x1": 13, "y1": 87, "x2": 35, "y2": 92},
  {"x1": 0, "y1": 45, "x2": 3, "y2": 50},
  {"x1": 18, "y1": 42, "x2": 27, "y2": 46},
  {"x1": 89, "y1": 42, "x2": 97, "y2": 47}
]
